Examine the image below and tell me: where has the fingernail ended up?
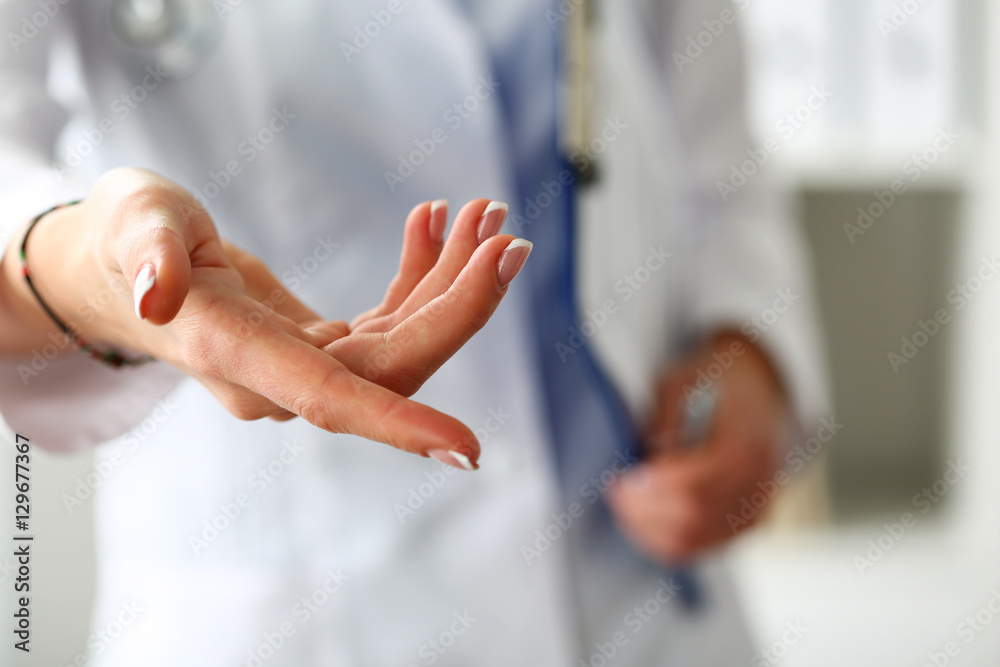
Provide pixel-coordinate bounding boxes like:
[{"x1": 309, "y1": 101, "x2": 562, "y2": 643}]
[
  {"x1": 497, "y1": 238, "x2": 533, "y2": 288},
  {"x1": 429, "y1": 199, "x2": 448, "y2": 244},
  {"x1": 477, "y1": 201, "x2": 508, "y2": 244},
  {"x1": 133, "y1": 263, "x2": 156, "y2": 320},
  {"x1": 428, "y1": 449, "x2": 477, "y2": 471}
]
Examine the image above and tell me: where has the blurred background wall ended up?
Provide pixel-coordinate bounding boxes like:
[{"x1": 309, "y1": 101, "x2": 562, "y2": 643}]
[
  {"x1": 733, "y1": 0, "x2": 1000, "y2": 665},
  {"x1": 2, "y1": 0, "x2": 999, "y2": 665}
]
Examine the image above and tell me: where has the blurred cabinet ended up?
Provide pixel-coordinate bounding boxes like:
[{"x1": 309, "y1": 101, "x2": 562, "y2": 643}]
[{"x1": 798, "y1": 189, "x2": 960, "y2": 520}]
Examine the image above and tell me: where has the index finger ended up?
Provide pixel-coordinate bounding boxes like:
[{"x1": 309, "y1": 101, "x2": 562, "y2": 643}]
[{"x1": 219, "y1": 324, "x2": 480, "y2": 466}]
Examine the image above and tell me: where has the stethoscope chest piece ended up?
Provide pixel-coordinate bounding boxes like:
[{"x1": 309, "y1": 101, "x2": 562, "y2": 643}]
[{"x1": 109, "y1": 0, "x2": 220, "y2": 77}]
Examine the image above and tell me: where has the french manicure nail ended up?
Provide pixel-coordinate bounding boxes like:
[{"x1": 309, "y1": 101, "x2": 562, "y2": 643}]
[
  {"x1": 428, "y1": 449, "x2": 477, "y2": 471},
  {"x1": 133, "y1": 263, "x2": 156, "y2": 320},
  {"x1": 429, "y1": 199, "x2": 448, "y2": 244},
  {"x1": 477, "y1": 201, "x2": 508, "y2": 244},
  {"x1": 497, "y1": 238, "x2": 533, "y2": 288}
]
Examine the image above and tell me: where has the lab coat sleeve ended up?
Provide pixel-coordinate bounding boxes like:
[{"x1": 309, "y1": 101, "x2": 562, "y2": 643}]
[
  {"x1": 0, "y1": 2, "x2": 185, "y2": 453},
  {"x1": 660, "y1": 0, "x2": 832, "y2": 438}
]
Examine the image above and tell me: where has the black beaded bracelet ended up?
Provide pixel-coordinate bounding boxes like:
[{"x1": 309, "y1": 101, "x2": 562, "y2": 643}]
[{"x1": 18, "y1": 201, "x2": 153, "y2": 368}]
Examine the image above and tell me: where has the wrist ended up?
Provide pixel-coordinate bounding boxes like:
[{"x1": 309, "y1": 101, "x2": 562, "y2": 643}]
[
  {"x1": 30, "y1": 202, "x2": 153, "y2": 357},
  {"x1": 705, "y1": 330, "x2": 786, "y2": 402},
  {"x1": 0, "y1": 208, "x2": 85, "y2": 355},
  {"x1": 0, "y1": 201, "x2": 151, "y2": 365},
  {"x1": 24, "y1": 202, "x2": 96, "y2": 330}
]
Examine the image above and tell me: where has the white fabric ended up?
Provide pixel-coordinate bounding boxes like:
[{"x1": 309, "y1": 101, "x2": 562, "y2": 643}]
[{"x1": 0, "y1": 1, "x2": 829, "y2": 665}]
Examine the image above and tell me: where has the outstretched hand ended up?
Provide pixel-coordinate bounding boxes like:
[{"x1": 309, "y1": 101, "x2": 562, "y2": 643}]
[{"x1": 9, "y1": 168, "x2": 530, "y2": 469}]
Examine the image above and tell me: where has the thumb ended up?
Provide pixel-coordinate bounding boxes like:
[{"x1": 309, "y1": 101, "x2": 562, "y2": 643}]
[
  {"x1": 92, "y1": 168, "x2": 233, "y2": 326},
  {"x1": 645, "y1": 365, "x2": 696, "y2": 452},
  {"x1": 115, "y1": 205, "x2": 193, "y2": 326}
]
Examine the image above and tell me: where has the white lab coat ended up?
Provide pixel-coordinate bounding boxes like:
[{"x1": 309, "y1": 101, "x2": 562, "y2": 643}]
[{"x1": 0, "y1": 1, "x2": 828, "y2": 665}]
